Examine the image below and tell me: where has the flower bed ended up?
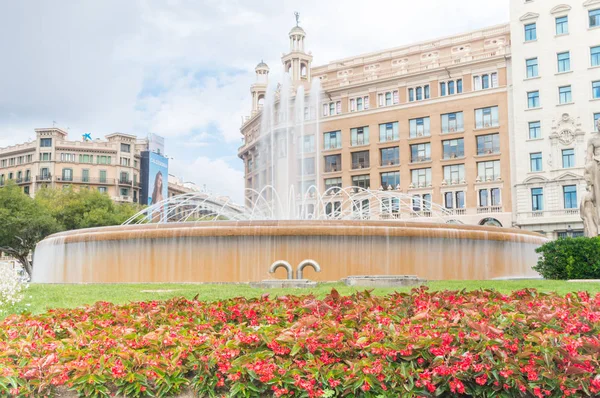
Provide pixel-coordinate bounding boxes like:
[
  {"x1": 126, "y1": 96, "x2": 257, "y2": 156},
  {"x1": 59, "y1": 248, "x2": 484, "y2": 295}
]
[{"x1": 1, "y1": 288, "x2": 600, "y2": 397}]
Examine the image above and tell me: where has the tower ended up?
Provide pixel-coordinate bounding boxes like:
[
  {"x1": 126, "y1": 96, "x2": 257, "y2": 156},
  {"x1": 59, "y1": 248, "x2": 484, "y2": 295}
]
[
  {"x1": 281, "y1": 13, "x2": 313, "y2": 88},
  {"x1": 251, "y1": 61, "x2": 269, "y2": 114}
]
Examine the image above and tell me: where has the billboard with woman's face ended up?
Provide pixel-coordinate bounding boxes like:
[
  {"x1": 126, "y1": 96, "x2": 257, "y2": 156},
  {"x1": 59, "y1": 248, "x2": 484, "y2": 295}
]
[{"x1": 147, "y1": 152, "x2": 169, "y2": 221}]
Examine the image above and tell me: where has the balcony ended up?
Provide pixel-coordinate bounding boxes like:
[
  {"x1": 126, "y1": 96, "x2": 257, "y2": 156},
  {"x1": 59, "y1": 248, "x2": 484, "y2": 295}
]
[
  {"x1": 16, "y1": 177, "x2": 32, "y2": 184},
  {"x1": 36, "y1": 174, "x2": 52, "y2": 182},
  {"x1": 119, "y1": 179, "x2": 133, "y2": 186},
  {"x1": 477, "y1": 205, "x2": 503, "y2": 214},
  {"x1": 446, "y1": 208, "x2": 467, "y2": 216}
]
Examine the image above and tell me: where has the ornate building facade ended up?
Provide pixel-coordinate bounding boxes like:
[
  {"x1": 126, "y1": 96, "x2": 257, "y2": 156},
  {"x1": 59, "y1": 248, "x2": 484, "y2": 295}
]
[
  {"x1": 239, "y1": 23, "x2": 514, "y2": 226},
  {"x1": 509, "y1": 0, "x2": 600, "y2": 238}
]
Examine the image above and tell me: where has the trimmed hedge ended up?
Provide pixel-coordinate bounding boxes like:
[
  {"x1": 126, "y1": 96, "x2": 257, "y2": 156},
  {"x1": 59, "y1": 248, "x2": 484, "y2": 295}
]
[{"x1": 534, "y1": 236, "x2": 600, "y2": 280}]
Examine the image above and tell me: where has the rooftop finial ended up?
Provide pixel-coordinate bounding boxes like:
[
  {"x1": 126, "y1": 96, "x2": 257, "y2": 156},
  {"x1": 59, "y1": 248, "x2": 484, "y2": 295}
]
[{"x1": 294, "y1": 11, "x2": 300, "y2": 27}]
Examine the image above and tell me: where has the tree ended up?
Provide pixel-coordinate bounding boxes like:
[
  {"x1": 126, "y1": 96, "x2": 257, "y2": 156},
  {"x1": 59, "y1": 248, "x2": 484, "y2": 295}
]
[
  {"x1": 35, "y1": 187, "x2": 140, "y2": 230},
  {"x1": 0, "y1": 183, "x2": 60, "y2": 277}
]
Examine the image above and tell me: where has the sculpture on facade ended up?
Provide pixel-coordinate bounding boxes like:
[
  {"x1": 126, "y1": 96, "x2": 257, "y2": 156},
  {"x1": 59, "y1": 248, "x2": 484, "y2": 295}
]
[{"x1": 582, "y1": 130, "x2": 600, "y2": 237}]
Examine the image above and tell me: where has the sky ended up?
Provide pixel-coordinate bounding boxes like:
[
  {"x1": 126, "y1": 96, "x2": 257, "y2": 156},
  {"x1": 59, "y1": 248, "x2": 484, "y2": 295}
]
[{"x1": 0, "y1": 0, "x2": 508, "y2": 203}]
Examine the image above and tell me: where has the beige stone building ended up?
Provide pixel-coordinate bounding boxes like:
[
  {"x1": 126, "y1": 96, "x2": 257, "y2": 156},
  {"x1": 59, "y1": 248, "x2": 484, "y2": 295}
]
[
  {"x1": 0, "y1": 127, "x2": 194, "y2": 202},
  {"x1": 239, "y1": 23, "x2": 513, "y2": 226}
]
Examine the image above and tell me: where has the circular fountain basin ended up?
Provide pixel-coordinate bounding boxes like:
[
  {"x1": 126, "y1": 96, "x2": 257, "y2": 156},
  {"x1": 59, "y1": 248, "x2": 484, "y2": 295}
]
[{"x1": 32, "y1": 220, "x2": 547, "y2": 283}]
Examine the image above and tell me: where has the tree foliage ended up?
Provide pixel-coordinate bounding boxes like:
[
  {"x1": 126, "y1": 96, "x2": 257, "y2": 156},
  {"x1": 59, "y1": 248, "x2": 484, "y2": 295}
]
[{"x1": 0, "y1": 184, "x2": 141, "y2": 277}]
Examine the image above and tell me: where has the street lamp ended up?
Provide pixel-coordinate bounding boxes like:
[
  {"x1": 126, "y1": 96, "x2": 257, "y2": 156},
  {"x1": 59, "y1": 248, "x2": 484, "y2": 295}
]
[{"x1": 567, "y1": 225, "x2": 573, "y2": 238}]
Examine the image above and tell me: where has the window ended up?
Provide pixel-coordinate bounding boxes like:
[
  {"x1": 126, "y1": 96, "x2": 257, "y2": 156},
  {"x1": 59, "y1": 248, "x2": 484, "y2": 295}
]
[
  {"x1": 456, "y1": 191, "x2": 465, "y2": 209},
  {"x1": 442, "y1": 138, "x2": 464, "y2": 159},
  {"x1": 61, "y1": 153, "x2": 76, "y2": 162},
  {"x1": 329, "y1": 102, "x2": 335, "y2": 115},
  {"x1": 491, "y1": 188, "x2": 501, "y2": 206},
  {"x1": 479, "y1": 189, "x2": 489, "y2": 207},
  {"x1": 440, "y1": 82, "x2": 446, "y2": 97},
  {"x1": 557, "y1": 52, "x2": 570, "y2": 73},
  {"x1": 448, "y1": 81, "x2": 455, "y2": 95},
  {"x1": 350, "y1": 96, "x2": 369, "y2": 112},
  {"x1": 525, "y1": 23, "x2": 537, "y2": 41},
  {"x1": 556, "y1": 16, "x2": 568, "y2": 35},
  {"x1": 99, "y1": 170, "x2": 107, "y2": 183},
  {"x1": 443, "y1": 164, "x2": 465, "y2": 184},
  {"x1": 562, "y1": 148, "x2": 575, "y2": 168},
  {"x1": 120, "y1": 143, "x2": 131, "y2": 153},
  {"x1": 381, "y1": 172, "x2": 400, "y2": 190},
  {"x1": 593, "y1": 81, "x2": 600, "y2": 99},
  {"x1": 412, "y1": 194, "x2": 431, "y2": 212},
  {"x1": 441, "y1": 112, "x2": 464, "y2": 133},
  {"x1": 40, "y1": 138, "x2": 52, "y2": 147},
  {"x1": 79, "y1": 154, "x2": 93, "y2": 163},
  {"x1": 445, "y1": 193, "x2": 454, "y2": 209},
  {"x1": 120, "y1": 157, "x2": 130, "y2": 166},
  {"x1": 473, "y1": 73, "x2": 498, "y2": 90},
  {"x1": 82, "y1": 169, "x2": 90, "y2": 183},
  {"x1": 381, "y1": 197, "x2": 400, "y2": 214},
  {"x1": 530, "y1": 152, "x2": 543, "y2": 171},
  {"x1": 24, "y1": 186, "x2": 30, "y2": 195},
  {"x1": 411, "y1": 143, "x2": 431, "y2": 163},
  {"x1": 527, "y1": 91, "x2": 540, "y2": 108},
  {"x1": 120, "y1": 172, "x2": 130, "y2": 183},
  {"x1": 297, "y1": 157, "x2": 315, "y2": 176},
  {"x1": 40, "y1": 153, "x2": 51, "y2": 161},
  {"x1": 444, "y1": 192, "x2": 465, "y2": 209},
  {"x1": 559, "y1": 86, "x2": 572, "y2": 104},
  {"x1": 379, "y1": 122, "x2": 399, "y2": 142},
  {"x1": 411, "y1": 168, "x2": 431, "y2": 187},
  {"x1": 352, "y1": 174, "x2": 370, "y2": 189},
  {"x1": 595, "y1": 113, "x2": 600, "y2": 132},
  {"x1": 352, "y1": 199, "x2": 370, "y2": 219},
  {"x1": 526, "y1": 58, "x2": 538, "y2": 78},
  {"x1": 590, "y1": 9, "x2": 600, "y2": 28},
  {"x1": 378, "y1": 91, "x2": 398, "y2": 107},
  {"x1": 529, "y1": 121, "x2": 541, "y2": 139},
  {"x1": 380, "y1": 147, "x2": 399, "y2": 166},
  {"x1": 351, "y1": 127, "x2": 370, "y2": 146},
  {"x1": 97, "y1": 186, "x2": 107, "y2": 194},
  {"x1": 97, "y1": 155, "x2": 111, "y2": 165},
  {"x1": 323, "y1": 101, "x2": 341, "y2": 116},
  {"x1": 563, "y1": 185, "x2": 577, "y2": 209},
  {"x1": 475, "y1": 106, "x2": 499, "y2": 128},
  {"x1": 477, "y1": 160, "x2": 500, "y2": 181},
  {"x1": 325, "y1": 201, "x2": 342, "y2": 218},
  {"x1": 351, "y1": 151, "x2": 370, "y2": 169},
  {"x1": 324, "y1": 154, "x2": 341, "y2": 172},
  {"x1": 324, "y1": 131, "x2": 341, "y2": 150},
  {"x1": 297, "y1": 135, "x2": 315, "y2": 153},
  {"x1": 120, "y1": 188, "x2": 129, "y2": 197},
  {"x1": 477, "y1": 133, "x2": 500, "y2": 155},
  {"x1": 532, "y1": 188, "x2": 544, "y2": 211},
  {"x1": 409, "y1": 117, "x2": 431, "y2": 138},
  {"x1": 410, "y1": 85, "x2": 430, "y2": 102},
  {"x1": 324, "y1": 178, "x2": 342, "y2": 191},
  {"x1": 457, "y1": 79, "x2": 463, "y2": 93},
  {"x1": 62, "y1": 168, "x2": 73, "y2": 182},
  {"x1": 592, "y1": 46, "x2": 600, "y2": 67}
]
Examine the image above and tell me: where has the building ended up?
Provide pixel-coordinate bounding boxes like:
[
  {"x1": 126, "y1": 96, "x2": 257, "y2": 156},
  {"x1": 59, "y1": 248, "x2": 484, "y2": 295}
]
[
  {"x1": 0, "y1": 128, "x2": 187, "y2": 203},
  {"x1": 239, "y1": 23, "x2": 514, "y2": 226},
  {"x1": 509, "y1": 0, "x2": 600, "y2": 238}
]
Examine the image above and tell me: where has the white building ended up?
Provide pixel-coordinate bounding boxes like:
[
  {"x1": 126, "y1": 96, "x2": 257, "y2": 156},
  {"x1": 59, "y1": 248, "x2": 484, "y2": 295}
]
[{"x1": 509, "y1": 0, "x2": 600, "y2": 238}]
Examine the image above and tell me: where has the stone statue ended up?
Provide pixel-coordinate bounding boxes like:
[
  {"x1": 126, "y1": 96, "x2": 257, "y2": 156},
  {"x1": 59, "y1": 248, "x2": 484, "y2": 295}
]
[
  {"x1": 294, "y1": 11, "x2": 300, "y2": 27},
  {"x1": 582, "y1": 132, "x2": 600, "y2": 236}
]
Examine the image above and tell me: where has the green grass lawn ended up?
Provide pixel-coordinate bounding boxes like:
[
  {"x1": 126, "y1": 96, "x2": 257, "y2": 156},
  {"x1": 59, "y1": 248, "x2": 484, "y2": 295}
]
[{"x1": 2, "y1": 279, "x2": 599, "y2": 319}]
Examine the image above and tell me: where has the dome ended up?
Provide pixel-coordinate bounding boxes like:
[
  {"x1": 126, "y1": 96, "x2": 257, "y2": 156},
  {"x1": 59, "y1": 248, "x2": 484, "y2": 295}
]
[
  {"x1": 289, "y1": 25, "x2": 306, "y2": 36},
  {"x1": 255, "y1": 60, "x2": 269, "y2": 71}
]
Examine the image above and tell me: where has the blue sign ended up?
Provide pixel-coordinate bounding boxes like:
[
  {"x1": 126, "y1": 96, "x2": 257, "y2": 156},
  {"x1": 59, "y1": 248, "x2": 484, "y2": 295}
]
[{"x1": 82, "y1": 133, "x2": 92, "y2": 141}]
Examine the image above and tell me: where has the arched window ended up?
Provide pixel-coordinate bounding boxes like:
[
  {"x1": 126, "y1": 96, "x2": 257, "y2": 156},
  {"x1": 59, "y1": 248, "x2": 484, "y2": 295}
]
[
  {"x1": 301, "y1": 64, "x2": 307, "y2": 78},
  {"x1": 479, "y1": 218, "x2": 502, "y2": 227},
  {"x1": 257, "y1": 95, "x2": 265, "y2": 108}
]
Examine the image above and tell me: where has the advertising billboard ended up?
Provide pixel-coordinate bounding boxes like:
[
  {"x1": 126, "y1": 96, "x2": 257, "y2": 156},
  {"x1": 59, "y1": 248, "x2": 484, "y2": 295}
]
[
  {"x1": 148, "y1": 133, "x2": 165, "y2": 155},
  {"x1": 141, "y1": 151, "x2": 169, "y2": 221}
]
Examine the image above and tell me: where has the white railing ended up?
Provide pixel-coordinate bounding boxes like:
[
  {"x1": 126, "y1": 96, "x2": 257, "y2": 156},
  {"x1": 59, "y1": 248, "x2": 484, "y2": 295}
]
[
  {"x1": 519, "y1": 209, "x2": 579, "y2": 219},
  {"x1": 477, "y1": 205, "x2": 503, "y2": 214}
]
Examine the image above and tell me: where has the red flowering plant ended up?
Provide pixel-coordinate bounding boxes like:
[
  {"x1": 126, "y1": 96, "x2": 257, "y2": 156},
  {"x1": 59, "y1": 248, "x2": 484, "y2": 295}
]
[{"x1": 0, "y1": 288, "x2": 599, "y2": 397}]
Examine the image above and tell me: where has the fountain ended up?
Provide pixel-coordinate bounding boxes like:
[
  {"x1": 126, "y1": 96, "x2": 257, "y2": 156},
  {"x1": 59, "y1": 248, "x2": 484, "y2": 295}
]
[{"x1": 32, "y1": 71, "x2": 547, "y2": 284}]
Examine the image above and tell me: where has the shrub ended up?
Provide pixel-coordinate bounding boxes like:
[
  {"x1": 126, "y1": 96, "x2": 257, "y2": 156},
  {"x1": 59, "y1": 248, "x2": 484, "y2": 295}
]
[
  {"x1": 1, "y1": 288, "x2": 600, "y2": 397},
  {"x1": 534, "y1": 236, "x2": 600, "y2": 280}
]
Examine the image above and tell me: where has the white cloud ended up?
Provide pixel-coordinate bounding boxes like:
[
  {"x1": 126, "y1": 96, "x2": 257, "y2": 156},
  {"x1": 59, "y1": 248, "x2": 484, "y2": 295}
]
[{"x1": 170, "y1": 156, "x2": 244, "y2": 203}]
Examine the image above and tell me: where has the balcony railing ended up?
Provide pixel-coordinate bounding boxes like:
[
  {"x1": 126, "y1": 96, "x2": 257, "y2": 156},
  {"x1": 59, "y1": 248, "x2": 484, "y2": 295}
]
[
  {"x1": 352, "y1": 162, "x2": 370, "y2": 170},
  {"x1": 119, "y1": 179, "x2": 133, "y2": 186},
  {"x1": 446, "y1": 208, "x2": 467, "y2": 216},
  {"x1": 16, "y1": 177, "x2": 32, "y2": 184},
  {"x1": 477, "y1": 205, "x2": 503, "y2": 214},
  {"x1": 519, "y1": 209, "x2": 579, "y2": 219},
  {"x1": 36, "y1": 174, "x2": 52, "y2": 182}
]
